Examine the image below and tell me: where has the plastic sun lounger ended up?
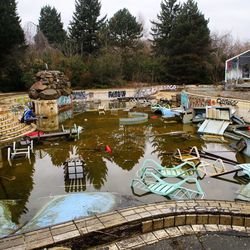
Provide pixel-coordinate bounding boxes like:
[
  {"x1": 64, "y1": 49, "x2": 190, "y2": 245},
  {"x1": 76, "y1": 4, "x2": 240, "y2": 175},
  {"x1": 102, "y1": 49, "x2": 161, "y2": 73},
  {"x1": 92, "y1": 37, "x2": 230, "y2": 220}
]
[
  {"x1": 131, "y1": 171, "x2": 204, "y2": 200},
  {"x1": 137, "y1": 159, "x2": 198, "y2": 179},
  {"x1": 196, "y1": 159, "x2": 227, "y2": 178},
  {"x1": 235, "y1": 164, "x2": 250, "y2": 178}
]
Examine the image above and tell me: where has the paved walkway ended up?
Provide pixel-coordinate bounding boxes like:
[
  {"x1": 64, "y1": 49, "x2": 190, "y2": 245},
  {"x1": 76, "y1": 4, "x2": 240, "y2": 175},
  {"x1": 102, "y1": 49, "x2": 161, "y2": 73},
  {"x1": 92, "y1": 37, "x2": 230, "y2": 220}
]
[{"x1": 138, "y1": 233, "x2": 250, "y2": 250}]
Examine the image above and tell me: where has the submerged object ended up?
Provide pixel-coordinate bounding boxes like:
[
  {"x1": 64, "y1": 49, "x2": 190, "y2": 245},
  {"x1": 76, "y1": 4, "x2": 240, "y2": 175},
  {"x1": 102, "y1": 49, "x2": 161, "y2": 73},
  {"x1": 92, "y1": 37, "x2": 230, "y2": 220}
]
[
  {"x1": 20, "y1": 192, "x2": 116, "y2": 232},
  {"x1": 119, "y1": 112, "x2": 148, "y2": 125},
  {"x1": 160, "y1": 107, "x2": 181, "y2": 118},
  {"x1": 105, "y1": 145, "x2": 112, "y2": 154},
  {"x1": 26, "y1": 131, "x2": 45, "y2": 137},
  {"x1": 234, "y1": 126, "x2": 250, "y2": 157},
  {"x1": 151, "y1": 115, "x2": 159, "y2": 119},
  {"x1": 0, "y1": 200, "x2": 18, "y2": 238},
  {"x1": 236, "y1": 183, "x2": 250, "y2": 202}
]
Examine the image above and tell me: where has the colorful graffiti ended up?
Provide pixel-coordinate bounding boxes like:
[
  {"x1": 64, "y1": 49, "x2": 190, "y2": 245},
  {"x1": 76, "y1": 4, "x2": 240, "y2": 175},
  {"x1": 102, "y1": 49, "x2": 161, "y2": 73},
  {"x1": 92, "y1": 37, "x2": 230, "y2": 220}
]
[
  {"x1": 186, "y1": 94, "x2": 239, "y2": 108},
  {"x1": 108, "y1": 91, "x2": 126, "y2": 98},
  {"x1": 217, "y1": 98, "x2": 238, "y2": 106},
  {"x1": 181, "y1": 92, "x2": 189, "y2": 110},
  {"x1": 72, "y1": 91, "x2": 94, "y2": 100},
  {"x1": 57, "y1": 96, "x2": 72, "y2": 108},
  {"x1": 189, "y1": 96, "x2": 214, "y2": 108},
  {"x1": 162, "y1": 85, "x2": 177, "y2": 91},
  {"x1": 16, "y1": 96, "x2": 30, "y2": 105}
]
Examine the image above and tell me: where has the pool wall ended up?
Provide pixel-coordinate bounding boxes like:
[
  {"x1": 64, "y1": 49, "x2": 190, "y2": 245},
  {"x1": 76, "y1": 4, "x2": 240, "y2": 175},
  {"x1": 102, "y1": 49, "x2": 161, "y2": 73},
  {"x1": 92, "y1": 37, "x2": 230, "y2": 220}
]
[{"x1": 183, "y1": 91, "x2": 250, "y2": 123}]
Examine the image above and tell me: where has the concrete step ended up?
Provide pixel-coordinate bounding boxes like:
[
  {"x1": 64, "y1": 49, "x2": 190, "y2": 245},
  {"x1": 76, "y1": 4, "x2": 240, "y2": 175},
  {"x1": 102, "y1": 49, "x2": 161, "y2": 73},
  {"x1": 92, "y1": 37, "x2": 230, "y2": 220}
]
[
  {"x1": 0, "y1": 121, "x2": 20, "y2": 130},
  {"x1": 0, "y1": 114, "x2": 10, "y2": 121},
  {"x1": 0, "y1": 123, "x2": 26, "y2": 135},
  {"x1": 0, "y1": 124, "x2": 36, "y2": 142},
  {"x1": 0, "y1": 114, "x2": 16, "y2": 125}
]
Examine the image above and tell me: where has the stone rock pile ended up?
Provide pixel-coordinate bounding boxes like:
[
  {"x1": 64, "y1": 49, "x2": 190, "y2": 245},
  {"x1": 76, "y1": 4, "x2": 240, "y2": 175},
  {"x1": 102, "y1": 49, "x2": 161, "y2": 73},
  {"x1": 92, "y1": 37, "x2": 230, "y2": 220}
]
[{"x1": 29, "y1": 71, "x2": 72, "y2": 100}]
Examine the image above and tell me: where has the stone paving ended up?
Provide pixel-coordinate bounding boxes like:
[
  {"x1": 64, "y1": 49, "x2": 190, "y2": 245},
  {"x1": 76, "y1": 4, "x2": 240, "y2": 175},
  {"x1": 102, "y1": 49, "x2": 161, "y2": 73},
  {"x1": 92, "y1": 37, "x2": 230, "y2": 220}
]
[{"x1": 1, "y1": 200, "x2": 250, "y2": 249}]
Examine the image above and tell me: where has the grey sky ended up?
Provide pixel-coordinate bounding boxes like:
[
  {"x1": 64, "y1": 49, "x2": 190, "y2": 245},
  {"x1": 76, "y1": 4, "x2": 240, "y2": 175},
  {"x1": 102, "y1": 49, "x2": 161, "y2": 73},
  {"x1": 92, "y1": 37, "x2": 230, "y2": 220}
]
[{"x1": 17, "y1": 0, "x2": 250, "y2": 41}]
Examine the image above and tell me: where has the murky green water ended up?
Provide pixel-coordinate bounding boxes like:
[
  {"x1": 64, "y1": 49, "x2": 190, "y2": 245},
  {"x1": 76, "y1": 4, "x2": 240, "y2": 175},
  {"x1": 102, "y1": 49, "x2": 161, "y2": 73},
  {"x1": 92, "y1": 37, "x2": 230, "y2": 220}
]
[{"x1": 0, "y1": 102, "x2": 249, "y2": 228}]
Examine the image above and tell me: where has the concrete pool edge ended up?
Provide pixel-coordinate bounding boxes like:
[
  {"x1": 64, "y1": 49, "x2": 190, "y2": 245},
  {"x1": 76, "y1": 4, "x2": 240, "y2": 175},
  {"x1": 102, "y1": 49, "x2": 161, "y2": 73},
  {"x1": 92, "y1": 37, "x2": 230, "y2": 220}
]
[{"x1": 1, "y1": 199, "x2": 250, "y2": 249}]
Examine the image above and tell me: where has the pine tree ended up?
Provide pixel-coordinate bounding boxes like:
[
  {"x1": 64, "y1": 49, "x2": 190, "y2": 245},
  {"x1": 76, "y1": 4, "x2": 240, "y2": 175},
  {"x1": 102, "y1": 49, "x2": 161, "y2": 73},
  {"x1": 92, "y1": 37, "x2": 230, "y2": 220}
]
[
  {"x1": 108, "y1": 8, "x2": 143, "y2": 51},
  {"x1": 166, "y1": 0, "x2": 211, "y2": 83},
  {"x1": 0, "y1": 0, "x2": 25, "y2": 91},
  {"x1": 69, "y1": 0, "x2": 106, "y2": 56},
  {"x1": 151, "y1": 0, "x2": 180, "y2": 56},
  {"x1": 0, "y1": 0, "x2": 24, "y2": 62},
  {"x1": 38, "y1": 5, "x2": 66, "y2": 46}
]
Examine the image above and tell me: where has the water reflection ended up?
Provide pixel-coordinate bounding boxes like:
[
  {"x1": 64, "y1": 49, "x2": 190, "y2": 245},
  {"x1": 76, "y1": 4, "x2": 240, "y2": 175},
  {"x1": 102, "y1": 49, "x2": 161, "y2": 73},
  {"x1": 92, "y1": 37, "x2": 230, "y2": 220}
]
[
  {"x1": 42, "y1": 142, "x2": 69, "y2": 167},
  {"x1": 110, "y1": 125, "x2": 146, "y2": 170},
  {"x1": 0, "y1": 148, "x2": 35, "y2": 224},
  {"x1": 150, "y1": 122, "x2": 203, "y2": 166}
]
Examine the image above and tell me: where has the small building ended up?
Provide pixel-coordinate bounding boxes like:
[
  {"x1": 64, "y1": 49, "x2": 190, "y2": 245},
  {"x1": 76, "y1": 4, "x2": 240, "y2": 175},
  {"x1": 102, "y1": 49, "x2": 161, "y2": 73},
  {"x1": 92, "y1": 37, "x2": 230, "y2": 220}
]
[{"x1": 225, "y1": 50, "x2": 250, "y2": 84}]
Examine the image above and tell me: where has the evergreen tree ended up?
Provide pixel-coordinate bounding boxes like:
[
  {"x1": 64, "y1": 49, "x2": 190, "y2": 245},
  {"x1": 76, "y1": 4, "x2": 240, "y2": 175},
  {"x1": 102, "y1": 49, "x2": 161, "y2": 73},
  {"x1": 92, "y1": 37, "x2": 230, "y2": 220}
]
[
  {"x1": 38, "y1": 5, "x2": 66, "y2": 46},
  {"x1": 108, "y1": 8, "x2": 143, "y2": 51},
  {"x1": 166, "y1": 0, "x2": 211, "y2": 83},
  {"x1": 69, "y1": 0, "x2": 106, "y2": 56},
  {"x1": 0, "y1": 0, "x2": 25, "y2": 91},
  {"x1": 151, "y1": 0, "x2": 180, "y2": 56},
  {"x1": 0, "y1": 0, "x2": 24, "y2": 62}
]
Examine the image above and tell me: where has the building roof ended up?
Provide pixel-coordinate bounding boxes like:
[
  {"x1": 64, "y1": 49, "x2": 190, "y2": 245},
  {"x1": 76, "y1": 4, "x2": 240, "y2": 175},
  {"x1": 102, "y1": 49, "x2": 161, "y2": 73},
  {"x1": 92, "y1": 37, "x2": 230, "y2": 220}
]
[{"x1": 226, "y1": 49, "x2": 250, "y2": 64}]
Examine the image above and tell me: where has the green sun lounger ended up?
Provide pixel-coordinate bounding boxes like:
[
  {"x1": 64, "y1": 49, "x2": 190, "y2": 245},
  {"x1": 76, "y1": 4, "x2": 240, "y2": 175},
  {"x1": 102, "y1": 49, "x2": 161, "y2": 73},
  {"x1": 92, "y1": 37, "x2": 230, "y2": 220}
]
[
  {"x1": 131, "y1": 171, "x2": 204, "y2": 200},
  {"x1": 137, "y1": 159, "x2": 198, "y2": 179}
]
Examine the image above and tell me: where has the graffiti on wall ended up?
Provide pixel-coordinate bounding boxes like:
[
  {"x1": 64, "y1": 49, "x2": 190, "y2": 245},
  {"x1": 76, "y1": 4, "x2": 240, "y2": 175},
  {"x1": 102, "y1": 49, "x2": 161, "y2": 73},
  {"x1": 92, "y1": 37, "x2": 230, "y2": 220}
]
[
  {"x1": 161, "y1": 85, "x2": 177, "y2": 91},
  {"x1": 59, "y1": 109, "x2": 73, "y2": 123},
  {"x1": 16, "y1": 96, "x2": 30, "y2": 105},
  {"x1": 134, "y1": 88, "x2": 156, "y2": 98},
  {"x1": 189, "y1": 96, "x2": 215, "y2": 108},
  {"x1": 187, "y1": 95, "x2": 239, "y2": 108},
  {"x1": 57, "y1": 95, "x2": 72, "y2": 107},
  {"x1": 181, "y1": 92, "x2": 189, "y2": 110},
  {"x1": 108, "y1": 91, "x2": 126, "y2": 98},
  {"x1": 135, "y1": 85, "x2": 177, "y2": 98},
  {"x1": 217, "y1": 98, "x2": 238, "y2": 106},
  {"x1": 72, "y1": 91, "x2": 94, "y2": 100}
]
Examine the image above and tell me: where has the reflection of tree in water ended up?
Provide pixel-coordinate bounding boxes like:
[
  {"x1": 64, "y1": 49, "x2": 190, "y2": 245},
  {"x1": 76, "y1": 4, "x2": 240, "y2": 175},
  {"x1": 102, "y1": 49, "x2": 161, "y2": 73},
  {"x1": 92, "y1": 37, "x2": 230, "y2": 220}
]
[
  {"x1": 150, "y1": 123, "x2": 203, "y2": 166},
  {"x1": 109, "y1": 125, "x2": 146, "y2": 170},
  {"x1": 84, "y1": 152, "x2": 107, "y2": 190},
  {"x1": 77, "y1": 134, "x2": 108, "y2": 190},
  {"x1": 0, "y1": 149, "x2": 35, "y2": 225},
  {"x1": 43, "y1": 145, "x2": 68, "y2": 167}
]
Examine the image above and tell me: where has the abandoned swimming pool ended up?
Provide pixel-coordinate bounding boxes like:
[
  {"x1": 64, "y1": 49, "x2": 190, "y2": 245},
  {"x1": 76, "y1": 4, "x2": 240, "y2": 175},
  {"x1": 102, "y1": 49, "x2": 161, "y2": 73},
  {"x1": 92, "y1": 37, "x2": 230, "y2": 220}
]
[{"x1": 0, "y1": 104, "x2": 249, "y2": 236}]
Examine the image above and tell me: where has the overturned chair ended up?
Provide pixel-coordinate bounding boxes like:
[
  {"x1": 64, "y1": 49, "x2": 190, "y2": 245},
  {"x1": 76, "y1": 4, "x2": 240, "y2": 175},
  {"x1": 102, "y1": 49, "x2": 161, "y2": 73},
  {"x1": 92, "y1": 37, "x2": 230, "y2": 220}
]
[
  {"x1": 174, "y1": 146, "x2": 201, "y2": 163},
  {"x1": 196, "y1": 158, "x2": 227, "y2": 178}
]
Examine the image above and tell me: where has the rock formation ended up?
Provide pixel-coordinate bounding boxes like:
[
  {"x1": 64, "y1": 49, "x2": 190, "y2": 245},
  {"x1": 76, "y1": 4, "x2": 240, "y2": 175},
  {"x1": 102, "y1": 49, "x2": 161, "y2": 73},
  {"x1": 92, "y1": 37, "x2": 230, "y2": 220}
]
[{"x1": 29, "y1": 71, "x2": 72, "y2": 100}]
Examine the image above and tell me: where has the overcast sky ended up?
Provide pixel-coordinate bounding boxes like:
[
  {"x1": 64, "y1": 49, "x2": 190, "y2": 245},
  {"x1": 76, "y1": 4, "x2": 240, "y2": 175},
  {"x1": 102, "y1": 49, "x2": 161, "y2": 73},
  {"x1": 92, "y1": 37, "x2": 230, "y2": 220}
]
[{"x1": 17, "y1": 0, "x2": 250, "y2": 41}]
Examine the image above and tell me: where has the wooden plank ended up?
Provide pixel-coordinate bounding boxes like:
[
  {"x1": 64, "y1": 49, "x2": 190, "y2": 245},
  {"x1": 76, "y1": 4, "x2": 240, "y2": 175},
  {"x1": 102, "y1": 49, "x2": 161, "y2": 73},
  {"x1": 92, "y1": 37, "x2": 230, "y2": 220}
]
[
  {"x1": 29, "y1": 131, "x2": 77, "y2": 139},
  {"x1": 192, "y1": 149, "x2": 239, "y2": 165},
  {"x1": 211, "y1": 168, "x2": 242, "y2": 177}
]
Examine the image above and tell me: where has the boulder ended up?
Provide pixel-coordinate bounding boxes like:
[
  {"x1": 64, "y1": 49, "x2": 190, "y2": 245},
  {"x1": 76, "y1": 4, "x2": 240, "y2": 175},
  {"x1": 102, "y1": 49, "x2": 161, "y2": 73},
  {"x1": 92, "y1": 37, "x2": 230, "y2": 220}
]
[
  {"x1": 30, "y1": 81, "x2": 47, "y2": 92},
  {"x1": 29, "y1": 89, "x2": 39, "y2": 99},
  {"x1": 39, "y1": 89, "x2": 60, "y2": 100},
  {"x1": 61, "y1": 88, "x2": 72, "y2": 96}
]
